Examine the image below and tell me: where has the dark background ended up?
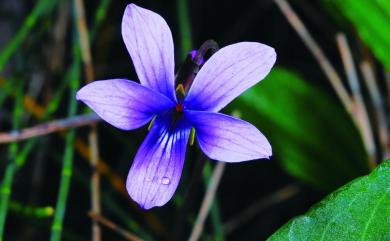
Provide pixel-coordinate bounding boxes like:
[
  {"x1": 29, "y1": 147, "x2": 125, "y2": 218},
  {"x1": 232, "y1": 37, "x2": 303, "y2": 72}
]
[{"x1": 0, "y1": 0, "x2": 377, "y2": 240}]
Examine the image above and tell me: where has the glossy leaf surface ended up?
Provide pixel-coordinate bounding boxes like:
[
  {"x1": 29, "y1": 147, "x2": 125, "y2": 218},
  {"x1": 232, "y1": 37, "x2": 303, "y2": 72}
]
[{"x1": 268, "y1": 159, "x2": 390, "y2": 241}]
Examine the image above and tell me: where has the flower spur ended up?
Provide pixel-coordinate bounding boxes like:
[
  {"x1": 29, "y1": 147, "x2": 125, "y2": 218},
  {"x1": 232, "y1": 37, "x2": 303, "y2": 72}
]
[{"x1": 76, "y1": 4, "x2": 276, "y2": 209}]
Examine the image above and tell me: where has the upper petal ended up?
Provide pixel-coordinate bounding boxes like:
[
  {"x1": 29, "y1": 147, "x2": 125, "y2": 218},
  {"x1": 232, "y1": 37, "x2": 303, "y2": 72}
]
[
  {"x1": 186, "y1": 110, "x2": 272, "y2": 162},
  {"x1": 122, "y1": 4, "x2": 176, "y2": 101},
  {"x1": 184, "y1": 42, "x2": 276, "y2": 112},
  {"x1": 76, "y1": 79, "x2": 174, "y2": 130},
  {"x1": 126, "y1": 112, "x2": 191, "y2": 209}
]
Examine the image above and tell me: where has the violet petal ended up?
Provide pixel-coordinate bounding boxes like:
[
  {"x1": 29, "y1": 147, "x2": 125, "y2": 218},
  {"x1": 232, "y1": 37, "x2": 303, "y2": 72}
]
[
  {"x1": 76, "y1": 79, "x2": 174, "y2": 130},
  {"x1": 126, "y1": 112, "x2": 191, "y2": 209},
  {"x1": 186, "y1": 110, "x2": 272, "y2": 162},
  {"x1": 122, "y1": 4, "x2": 176, "y2": 102},
  {"x1": 184, "y1": 42, "x2": 276, "y2": 112}
]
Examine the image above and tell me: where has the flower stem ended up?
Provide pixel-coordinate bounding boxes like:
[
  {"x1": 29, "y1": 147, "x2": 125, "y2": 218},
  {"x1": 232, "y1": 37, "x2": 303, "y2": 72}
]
[
  {"x1": 172, "y1": 151, "x2": 207, "y2": 241},
  {"x1": 188, "y1": 162, "x2": 226, "y2": 241},
  {"x1": 193, "y1": 40, "x2": 219, "y2": 65},
  {"x1": 202, "y1": 162, "x2": 225, "y2": 241}
]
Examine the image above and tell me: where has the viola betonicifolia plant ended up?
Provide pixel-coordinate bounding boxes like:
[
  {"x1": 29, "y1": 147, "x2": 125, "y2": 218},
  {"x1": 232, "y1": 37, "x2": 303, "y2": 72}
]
[{"x1": 76, "y1": 4, "x2": 276, "y2": 209}]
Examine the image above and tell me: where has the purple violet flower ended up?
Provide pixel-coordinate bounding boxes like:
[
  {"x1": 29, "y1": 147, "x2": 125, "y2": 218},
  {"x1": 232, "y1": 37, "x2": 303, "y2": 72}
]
[{"x1": 76, "y1": 4, "x2": 276, "y2": 209}]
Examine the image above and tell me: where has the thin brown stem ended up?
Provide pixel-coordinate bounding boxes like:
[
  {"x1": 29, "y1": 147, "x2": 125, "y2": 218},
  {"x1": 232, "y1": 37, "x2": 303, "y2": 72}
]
[
  {"x1": 360, "y1": 61, "x2": 390, "y2": 158},
  {"x1": 223, "y1": 183, "x2": 300, "y2": 234},
  {"x1": 74, "y1": 0, "x2": 92, "y2": 67},
  {"x1": 89, "y1": 126, "x2": 101, "y2": 239},
  {"x1": 88, "y1": 212, "x2": 144, "y2": 241},
  {"x1": 74, "y1": 0, "x2": 101, "y2": 240},
  {"x1": 336, "y1": 33, "x2": 376, "y2": 168},
  {"x1": 172, "y1": 152, "x2": 207, "y2": 241},
  {"x1": 0, "y1": 113, "x2": 100, "y2": 144},
  {"x1": 49, "y1": 0, "x2": 70, "y2": 71},
  {"x1": 187, "y1": 162, "x2": 225, "y2": 241},
  {"x1": 273, "y1": 0, "x2": 353, "y2": 113}
]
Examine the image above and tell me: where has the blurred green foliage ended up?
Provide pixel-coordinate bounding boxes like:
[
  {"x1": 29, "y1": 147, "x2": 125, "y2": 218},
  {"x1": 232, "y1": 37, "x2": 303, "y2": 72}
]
[
  {"x1": 49, "y1": 39, "x2": 80, "y2": 241},
  {"x1": 9, "y1": 201, "x2": 54, "y2": 218},
  {"x1": 326, "y1": 0, "x2": 390, "y2": 69},
  {"x1": 0, "y1": 0, "x2": 57, "y2": 71},
  {"x1": 231, "y1": 68, "x2": 370, "y2": 190},
  {"x1": 268, "y1": 158, "x2": 390, "y2": 241},
  {"x1": 0, "y1": 85, "x2": 24, "y2": 240}
]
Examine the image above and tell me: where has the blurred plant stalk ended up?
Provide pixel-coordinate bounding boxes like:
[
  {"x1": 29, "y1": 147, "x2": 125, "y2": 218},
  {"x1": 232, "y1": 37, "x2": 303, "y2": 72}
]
[
  {"x1": 0, "y1": 113, "x2": 100, "y2": 144},
  {"x1": 73, "y1": 0, "x2": 101, "y2": 240},
  {"x1": 274, "y1": 0, "x2": 390, "y2": 166},
  {"x1": 360, "y1": 62, "x2": 390, "y2": 158},
  {"x1": 336, "y1": 33, "x2": 376, "y2": 167},
  {"x1": 187, "y1": 162, "x2": 225, "y2": 241},
  {"x1": 88, "y1": 212, "x2": 144, "y2": 241}
]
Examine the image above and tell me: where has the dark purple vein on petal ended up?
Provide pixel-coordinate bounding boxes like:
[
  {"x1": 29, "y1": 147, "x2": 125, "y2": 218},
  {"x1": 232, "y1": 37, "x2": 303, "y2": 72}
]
[{"x1": 140, "y1": 119, "x2": 170, "y2": 205}]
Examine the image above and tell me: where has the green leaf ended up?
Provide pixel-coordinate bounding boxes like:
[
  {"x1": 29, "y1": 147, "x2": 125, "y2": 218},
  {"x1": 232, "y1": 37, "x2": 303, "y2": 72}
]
[
  {"x1": 267, "y1": 159, "x2": 390, "y2": 241},
  {"x1": 230, "y1": 68, "x2": 370, "y2": 190},
  {"x1": 325, "y1": 0, "x2": 390, "y2": 69}
]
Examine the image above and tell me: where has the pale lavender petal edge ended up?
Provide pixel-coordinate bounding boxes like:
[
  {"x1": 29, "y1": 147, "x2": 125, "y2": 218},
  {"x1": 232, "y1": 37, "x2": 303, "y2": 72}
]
[
  {"x1": 76, "y1": 79, "x2": 174, "y2": 130},
  {"x1": 122, "y1": 4, "x2": 176, "y2": 102},
  {"x1": 184, "y1": 42, "x2": 276, "y2": 112},
  {"x1": 185, "y1": 110, "x2": 272, "y2": 162}
]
